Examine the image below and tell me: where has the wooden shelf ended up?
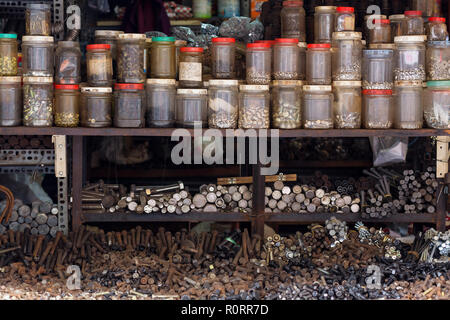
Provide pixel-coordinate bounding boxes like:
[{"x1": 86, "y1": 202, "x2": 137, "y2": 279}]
[{"x1": 83, "y1": 212, "x2": 252, "y2": 223}]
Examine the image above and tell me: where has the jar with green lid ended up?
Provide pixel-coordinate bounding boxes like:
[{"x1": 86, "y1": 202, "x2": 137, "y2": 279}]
[
  {"x1": 394, "y1": 81, "x2": 423, "y2": 129},
  {"x1": 0, "y1": 34, "x2": 18, "y2": 76},
  {"x1": 426, "y1": 17, "x2": 448, "y2": 41},
  {"x1": 280, "y1": 1, "x2": 306, "y2": 41},
  {"x1": 114, "y1": 83, "x2": 145, "y2": 128},
  {"x1": 80, "y1": 87, "x2": 112, "y2": 127},
  {"x1": 331, "y1": 31, "x2": 362, "y2": 81},
  {"x1": 25, "y1": 3, "x2": 51, "y2": 36},
  {"x1": 389, "y1": 15, "x2": 405, "y2": 42},
  {"x1": 117, "y1": 33, "x2": 146, "y2": 83},
  {"x1": 55, "y1": 41, "x2": 81, "y2": 84},
  {"x1": 0, "y1": 76, "x2": 22, "y2": 126},
  {"x1": 176, "y1": 89, "x2": 208, "y2": 128},
  {"x1": 272, "y1": 80, "x2": 303, "y2": 129},
  {"x1": 150, "y1": 37, "x2": 176, "y2": 79},
  {"x1": 86, "y1": 44, "x2": 113, "y2": 87},
  {"x1": 362, "y1": 89, "x2": 394, "y2": 128},
  {"x1": 314, "y1": 6, "x2": 336, "y2": 44},
  {"x1": 303, "y1": 85, "x2": 333, "y2": 129},
  {"x1": 22, "y1": 36, "x2": 54, "y2": 76},
  {"x1": 239, "y1": 85, "x2": 270, "y2": 129},
  {"x1": 273, "y1": 38, "x2": 300, "y2": 80},
  {"x1": 179, "y1": 47, "x2": 204, "y2": 88},
  {"x1": 333, "y1": 81, "x2": 361, "y2": 128},
  {"x1": 23, "y1": 76, "x2": 53, "y2": 127},
  {"x1": 208, "y1": 79, "x2": 239, "y2": 128},
  {"x1": 424, "y1": 81, "x2": 450, "y2": 128},
  {"x1": 54, "y1": 84, "x2": 80, "y2": 127},
  {"x1": 426, "y1": 41, "x2": 450, "y2": 80},
  {"x1": 394, "y1": 36, "x2": 427, "y2": 81},
  {"x1": 246, "y1": 43, "x2": 271, "y2": 85},
  {"x1": 211, "y1": 38, "x2": 236, "y2": 79},
  {"x1": 146, "y1": 79, "x2": 176, "y2": 128}
]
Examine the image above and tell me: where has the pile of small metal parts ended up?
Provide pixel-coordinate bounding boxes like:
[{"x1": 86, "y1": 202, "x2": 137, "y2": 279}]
[{"x1": 0, "y1": 135, "x2": 53, "y2": 150}]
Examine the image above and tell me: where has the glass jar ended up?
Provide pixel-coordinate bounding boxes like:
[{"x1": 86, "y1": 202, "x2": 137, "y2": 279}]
[
  {"x1": 54, "y1": 84, "x2": 80, "y2": 127},
  {"x1": 151, "y1": 37, "x2": 176, "y2": 79},
  {"x1": 80, "y1": 87, "x2": 113, "y2": 127},
  {"x1": 363, "y1": 15, "x2": 387, "y2": 43},
  {"x1": 86, "y1": 44, "x2": 113, "y2": 87},
  {"x1": 272, "y1": 80, "x2": 303, "y2": 129},
  {"x1": 175, "y1": 40, "x2": 187, "y2": 79},
  {"x1": 208, "y1": 79, "x2": 239, "y2": 128},
  {"x1": 144, "y1": 38, "x2": 151, "y2": 76},
  {"x1": 273, "y1": 38, "x2": 300, "y2": 80},
  {"x1": 335, "y1": 7, "x2": 355, "y2": 32},
  {"x1": 424, "y1": 81, "x2": 450, "y2": 128},
  {"x1": 362, "y1": 89, "x2": 394, "y2": 128},
  {"x1": 394, "y1": 81, "x2": 423, "y2": 129},
  {"x1": 0, "y1": 34, "x2": 18, "y2": 76},
  {"x1": 117, "y1": 33, "x2": 146, "y2": 83},
  {"x1": 146, "y1": 79, "x2": 176, "y2": 128},
  {"x1": 55, "y1": 41, "x2": 81, "y2": 84},
  {"x1": 331, "y1": 32, "x2": 362, "y2": 81},
  {"x1": 314, "y1": 6, "x2": 336, "y2": 44},
  {"x1": 369, "y1": 19, "x2": 391, "y2": 44},
  {"x1": 427, "y1": 41, "x2": 450, "y2": 80},
  {"x1": 179, "y1": 47, "x2": 204, "y2": 88},
  {"x1": 333, "y1": 81, "x2": 361, "y2": 128},
  {"x1": 211, "y1": 37, "x2": 236, "y2": 79},
  {"x1": 0, "y1": 76, "x2": 22, "y2": 126},
  {"x1": 25, "y1": 3, "x2": 51, "y2": 36},
  {"x1": 114, "y1": 83, "x2": 145, "y2": 128},
  {"x1": 94, "y1": 30, "x2": 123, "y2": 61},
  {"x1": 306, "y1": 43, "x2": 331, "y2": 84},
  {"x1": 176, "y1": 89, "x2": 208, "y2": 128},
  {"x1": 23, "y1": 76, "x2": 53, "y2": 127},
  {"x1": 297, "y1": 42, "x2": 306, "y2": 80},
  {"x1": 412, "y1": 0, "x2": 440, "y2": 18},
  {"x1": 280, "y1": 1, "x2": 306, "y2": 41},
  {"x1": 389, "y1": 14, "x2": 405, "y2": 42},
  {"x1": 362, "y1": 49, "x2": 394, "y2": 89},
  {"x1": 402, "y1": 11, "x2": 424, "y2": 35},
  {"x1": 22, "y1": 36, "x2": 54, "y2": 77},
  {"x1": 246, "y1": 43, "x2": 271, "y2": 84},
  {"x1": 394, "y1": 36, "x2": 427, "y2": 81},
  {"x1": 426, "y1": 17, "x2": 449, "y2": 41},
  {"x1": 303, "y1": 85, "x2": 333, "y2": 129},
  {"x1": 238, "y1": 85, "x2": 270, "y2": 129}
]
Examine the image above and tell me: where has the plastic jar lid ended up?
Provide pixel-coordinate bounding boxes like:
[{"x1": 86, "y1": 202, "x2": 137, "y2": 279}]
[
  {"x1": 363, "y1": 49, "x2": 394, "y2": 57},
  {"x1": 332, "y1": 32, "x2": 362, "y2": 40},
  {"x1": 57, "y1": 41, "x2": 81, "y2": 47},
  {"x1": 22, "y1": 36, "x2": 54, "y2": 42},
  {"x1": 333, "y1": 81, "x2": 361, "y2": 87},
  {"x1": 389, "y1": 14, "x2": 405, "y2": 20},
  {"x1": 177, "y1": 88, "x2": 208, "y2": 95},
  {"x1": 209, "y1": 79, "x2": 239, "y2": 86},
  {"x1": 0, "y1": 33, "x2": 17, "y2": 39},
  {"x1": 336, "y1": 7, "x2": 354, "y2": 13},
  {"x1": 146, "y1": 79, "x2": 177, "y2": 85},
  {"x1": 428, "y1": 17, "x2": 446, "y2": 23},
  {"x1": 404, "y1": 11, "x2": 422, "y2": 16},
  {"x1": 362, "y1": 89, "x2": 392, "y2": 95},
  {"x1": 273, "y1": 80, "x2": 304, "y2": 86},
  {"x1": 303, "y1": 85, "x2": 332, "y2": 91},
  {"x1": 255, "y1": 40, "x2": 276, "y2": 46},
  {"x1": 428, "y1": 40, "x2": 450, "y2": 47},
  {"x1": 86, "y1": 44, "x2": 111, "y2": 50},
  {"x1": 152, "y1": 36, "x2": 175, "y2": 42},
  {"x1": 427, "y1": 80, "x2": 450, "y2": 87},
  {"x1": 247, "y1": 43, "x2": 271, "y2": 49},
  {"x1": 394, "y1": 35, "x2": 427, "y2": 43},
  {"x1": 374, "y1": 19, "x2": 390, "y2": 24},
  {"x1": 275, "y1": 38, "x2": 299, "y2": 44},
  {"x1": 23, "y1": 76, "x2": 53, "y2": 83},
  {"x1": 368, "y1": 43, "x2": 396, "y2": 50},
  {"x1": 0, "y1": 76, "x2": 21, "y2": 83},
  {"x1": 81, "y1": 87, "x2": 112, "y2": 93},
  {"x1": 95, "y1": 30, "x2": 124, "y2": 37},
  {"x1": 307, "y1": 43, "x2": 331, "y2": 49},
  {"x1": 27, "y1": 3, "x2": 50, "y2": 10},
  {"x1": 315, "y1": 6, "x2": 336, "y2": 12},
  {"x1": 55, "y1": 84, "x2": 80, "y2": 90},
  {"x1": 180, "y1": 47, "x2": 204, "y2": 52},
  {"x1": 394, "y1": 80, "x2": 423, "y2": 87},
  {"x1": 239, "y1": 85, "x2": 269, "y2": 91},
  {"x1": 115, "y1": 83, "x2": 145, "y2": 90},
  {"x1": 118, "y1": 33, "x2": 146, "y2": 40},
  {"x1": 212, "y1": 38, "x2": 235, "y2": 43},
  {"x1": 283, "y1": 1, "x2": 303, "y2": 6}
]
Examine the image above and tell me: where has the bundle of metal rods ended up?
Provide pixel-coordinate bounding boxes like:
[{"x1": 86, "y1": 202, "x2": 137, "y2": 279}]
[{"x1": 0, "y1": 185, "x2": 14, "y2": 224}]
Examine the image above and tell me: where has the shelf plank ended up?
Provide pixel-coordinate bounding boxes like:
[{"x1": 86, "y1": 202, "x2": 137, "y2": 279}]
[
  {"x1": 266, "y1": 213, "x2": 436, "y2": 223},
  {"x1": 83, "y1": 212, "x2": 252, "y2": 223}
]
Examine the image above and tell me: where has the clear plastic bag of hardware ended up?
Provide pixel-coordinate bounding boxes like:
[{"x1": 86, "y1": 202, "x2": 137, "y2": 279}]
[
  {"x1": 370, "y1": 137, "x2": 408, "y2": 167},
  {"x1": 218, "y1": 17, "x2": 264, "y2": 43}
]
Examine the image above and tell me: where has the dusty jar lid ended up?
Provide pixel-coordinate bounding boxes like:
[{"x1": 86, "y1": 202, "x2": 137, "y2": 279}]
[
  {"x1": 363, "y1": 49, "x2": 394, "y2": 58},
  {"x1": 118, "y1": 33, "x2": 146, "y2": 40},
  {"x1": 177, "y1": 88, "x2": 207, "y2": 95},
  {"x1": 23, "y1": 76, "x2": 53, "y2": 83},
  {"x1": 332, "y1": 32, "x2": 362, "y2": 40},
  {"x1": 394, "y1": 35, "x2": 427, "y2": 43},
  {"x1": 297, "y1": 42, "x2": 307, "y2": 48},
  {"x1": 55, "y1": 84, "x2": 79, "y2": 90},
  {"x1": 86, "y1": 44, "x2": 111, "y2": 50},
  {"x1": 115, "y1": 83, "x2": 144, "y2": 90},
  {"x1": 428, "y1": 17, "x2": 446, "y2": 23},
  {"x1": 315, "y1": 6, "x2": 336, "y2": 12},
  {"x1": 333, "y1": 81, "x2": 361, "y2": 87},
  {"x1": 427, "y1": 80, "x2": 450, "y2": 87},
  {"x1": 368, "y1": 43, "x2": 396, "y2": 50},
  {"x1": 209, "y1": 79, "x2": 239, "y2": 86},
  {"x1": 395, "y1": 81, "x2": 423, "y2": 87},
  {"x1": 239, "y1": 85, "x2": 269, "y2": 91},
  {"x1": 95, "y1": 30, "x2": 124, "y2": 37},
  {"x1": 273, "y1": 80, "x2": 304, "y2": 86},
  {"x1": 147, "y1": 79, "x2": 177, "y2": 85},
  {"x1": 283, "y1": 1, "x2": 303, "y2": 7},
  {"x1": 0, "y1": 33, "x2": 17, "y2": 39},
  {"x1": 427, "y1": 41, "x2": 450, "y2": 47},
  {"x1": 0, "y1": 76, "x2": 21, "y2": 83},
  {"x1": 389, "y1": 14, "x2": 405, "y2": 20},
  {"x1": 22, "y1": 35, "x2": 54, "y2": 42},
  {"x1": 57, "y1": 40, "x2": 80, "y2": 48},
  {"x1": 362, "y1": 89, "x2": 392, "y2": 95},
  {"x1": 81, "y1": 87, "x2": 112, "y2": 93},
  {"x1": 303, "y1": 85, "x2": 332, "y2": 92},
  {"x1": 27, "y1": 3, "x2": 50, "y2": 10},
  {"x1": 152, "y1": 36, "x2": 175, "y2": 42}
]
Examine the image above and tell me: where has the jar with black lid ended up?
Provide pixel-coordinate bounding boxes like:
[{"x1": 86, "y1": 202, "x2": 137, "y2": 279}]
[
  {"x1": 114, "y1": 83, "x2": 146, "y2": 128},
  {"x1": 80, "y1": 87, "x2": 113, "y2": 127},
  {"x1": 55, "y1": 41, "x2": 81, "y2": 84}
]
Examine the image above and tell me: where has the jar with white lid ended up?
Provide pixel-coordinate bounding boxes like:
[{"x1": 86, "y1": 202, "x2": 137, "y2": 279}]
[
  {"x1": 176, "y1": 88, "x2": 208, "y2": 128},
  {"x1": 362, "y1": 49, "x2": 394, "y2": 89},
  {"x1": 306, "y1": 43, "x2": 331, "y2": 84},
  {"x1": 362, "y1": 89, "x2": 394, "y2": 128},
  {"x1": 273, "y1": 38, "x2": 300, "y2": 80},
  {"x1": 80, "y1": 87, "x2": 113, "y2": 127},
  {"x1": 23, "y1": 76, "x2": 53, "y2": 127},
  {"x1": 22, "y1": 36, "x2": 54, "y2": 76},
  {"x1": 146, "y1": 79, "x2": 176, "y2": 128},
  {"x1": 394, "y1": 35, "x2": 427, "y2": 81},
  {"x1": 117, "y1": 33, "x2": 146, "y2": 83},
  {"x1": 333, "y1": 81, "x2": 361, "y2": 128},
  {"x1": 335, "y1": 7, "x2": 355, "y2": 32},
  {"x1": 424, "y1": 80, "x2": 450, "y2": 128},
  {"x1": 394, "y1": 81, "x2": 423, "y2": 129},
  {"x1": 426, "y1": 41, "x2": 450, "y2": 80},
  {"x1": 239, "y1": 85, "x2": 270, "y2": 129},
  {"x1": 426, "y1": 17, "x2": 449, "y2": 41},
  {"x1": 272, "y1": 80, "x2": 303, "y2": 129},
  {"x1": 208, "y1": 79, "x2": 239, "y2": 129},
  {"x1": 246, "y1": 43, "x2": 271, "y2": 85},
  {"x1": 302, "y1": 85, "x2": 333, "y2": 129},
  {"x1": 0, "y1": 76, "x2": 22, "y2": 126},
  {"x1": 402, "y1": 11, "x2": 424, "y2": 35},
  {"x1": 314, "y1": 6, "x2": 336, "y2": 44},
  {"x1": 389, "y1": 14, "x2": 405, "y2": 42},
  {"x1": 331, "y1": 31, "x2": 362, "y2": 81}
]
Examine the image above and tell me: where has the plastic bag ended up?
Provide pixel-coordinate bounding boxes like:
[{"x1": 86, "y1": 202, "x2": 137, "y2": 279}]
[
  {"x1": 370, "y1": 137, "x2": 408, "y2": 167},
  {"x1": 145, "y1": 31, "x2": 167, "y2": 39},
  {"x1": 172, "y1": 27, "x2": 198, "y2": 45},
  {"x1": 245, "y1": 19, "x2": 264, "y2": 43},
  {"x1": 88, "y1": 0, "x2": 110, "y2": 13},
  {"x1": 219, "y1": 16, "x2": 264, "y2": 43}
]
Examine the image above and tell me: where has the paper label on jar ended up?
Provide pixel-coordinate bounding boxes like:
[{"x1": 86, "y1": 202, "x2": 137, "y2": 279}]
[
  {"x1": 179, "y1": 62, "x2": 202, "y2": 81},
  {"x1": 88, "y1": 58, "x2": 112, "y2": 77},
  {"x1": 343, "y1": 17, "x2": 355, "y2": 31},
  {"x1": 404, "y1": 51, "x2": 419, "y2": 65}
]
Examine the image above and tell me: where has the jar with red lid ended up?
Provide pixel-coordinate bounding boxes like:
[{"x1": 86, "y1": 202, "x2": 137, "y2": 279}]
[
  {"x1": 369, "y1": 19, "x2": 391, "y2": 44},
  {"x1": 362, "y1": 89, "x2": 394, "y2": 128},
  {"x1": 54, "y1": 84, "x2": 80, "y2": 127},
  {"x1": 335, "y1": 7, "x2": 355, "y2": 32},
  {"x1": 179, "y1": 47, "x2": 204, "y2": 88},
  {"x1": 427, "y1": 17, "x2": 449, "y2": 41},
  {"x1": 402, "y1": 11, "x2": 424, "y2": 35},
  {"x1": 114, "y1": 83, "x2": 146, "y2": 128},
  {"x1": 273, "y1": 38, "x2": 300, "y2": 80},
  {"x1": 211, "y1": 37, "x2": 236, "y2": 79},
  {"x1": 246, "y1": 42, "x2": 271, "y2": 84},
  {"x1": 280, "y1": 1, "x2": 306, "y2": 42},
  {"x1": 306, "y1": 43, "x2": 331, "y2": 84},
  {"x1": 86, "y1": 44, "x2": 113, "y2": 87}
]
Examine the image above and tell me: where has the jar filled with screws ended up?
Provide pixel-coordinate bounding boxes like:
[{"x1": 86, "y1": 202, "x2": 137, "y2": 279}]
[
  {"x1": 239, "y1": 85, "x2": 270, "y2": 129},
  {"x1": 179, "y1": 47, "x2": 204, "y2": 88},
  {"x1": 389, "y1": 15, "x2": 405, "y2": 42},
  {"x1": 333, "y1": 81, "x2": 361, "y2": 128},
  {"x1": 306, "y1": 43, "x2": 331, "y2": 84},
  {"x1": 246, "y1": 42, "x2": 271, "y2": 84},
  {"x1": 362, "y1": 89, "x2": 394, "y2": 128},
  {"x1": 151, "y1": 37, "x2": 176, "y2": 79},
  {"x1": 426, "y1": 17, "x2": 449, "y2": 41},
  {"x1": 369, "y1": 19, "x2": 391, "y2": 44},
  {"x1": 176, "y1": 89, "x2": 208, "y2": 128},
  {"x1": 22, "y1": 36, "x2": 54, "y2": 76},
  {"x1": 0, "y1": 76, "x2": 22, "y2": 126},
  {"x1": 303, "y1": 85, "x2": 333, "y2": 129},
  {"x1": 424, "y1": 80, "x2": 450, "y2": 128},
  {"x1": 280, "y1": 1, "x2": 306, "y2": 41},
  {"x1": 362, "y1": 49, "x2": 394, "y2": 89},
  {"x1": 86, "y1": 44, "x2": 113, "y2": 87},
  {"x1": 394, "y1": 81, "x2": 423, "y2": 129},
  {"x1": 314, "y1": 6, "x2": 336, "y2": 44},
  {"x1": 211, "y1": 37, "x2": 236, "y2": 79},
  {"x1": 297, "y1": 42, "x2": 306, "y2": 80},
  {"x1": 273, "y1": 38, "x2": 300, "y2": 80},
  {"x1": 95, "y1": 30, "x2": 124, "y2": 75},
  {"x1": 55, "y1": 41, "x2": 81, "y2": 84},
  {"x1": 144, "y1": 38, "x2": 151, "y2": 76},
  {"x1": 363, "y1": 14, "x2": 386, "y2": 42},
  {"x1": 0, "y1": 34, "x2": 17, "y2": 76},
  {"x1": 80, "y1": 87, "x2": 113, "y2": 127},
  {"x1": 208, "y1": 79, "x2": 239, "y2": 128},
  {"x1": 272, "y1": 80, "x2": 303, "y2": 129},
  {"x1": 394, "y1": 36, "x2": 427, "y2": 81},
  {"x1": 335, "y1": 7, "x2": 355, "y2": 32},
  {"x1": 332, "y1": 31, "x2": 362, "y2": 81},
  {"x1": 402, "y1": 11, "x2": 424, "y2": 35},
  {"x1": 25, "y1": 3, "x2": 51, "y2": 36},
  {"x1": 426, "y1": 41, "x2": 450, "y2": 80},
  {"x1": 146, "y1": 79, "x2": 176, "y2": 128},
  {"x1": 114, "y1": 83, "x2": 146, "y2": 128},
  {"x1": 54, "y1": 84, "x2": 80, "y2": 127},
  {"x1": 23, "y1": 76, "x2": 53, "y2": 127},
  {"x1": 117, "y1": 33, "x2": 146, "y2": 83}
]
